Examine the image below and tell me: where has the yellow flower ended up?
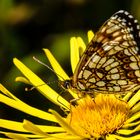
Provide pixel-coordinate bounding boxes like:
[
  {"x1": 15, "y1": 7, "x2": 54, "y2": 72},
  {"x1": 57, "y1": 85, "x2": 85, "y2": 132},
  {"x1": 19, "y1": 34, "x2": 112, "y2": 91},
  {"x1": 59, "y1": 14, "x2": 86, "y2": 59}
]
[{"x1": 1, "y1": 31, "x2": 140, "y2": 139}]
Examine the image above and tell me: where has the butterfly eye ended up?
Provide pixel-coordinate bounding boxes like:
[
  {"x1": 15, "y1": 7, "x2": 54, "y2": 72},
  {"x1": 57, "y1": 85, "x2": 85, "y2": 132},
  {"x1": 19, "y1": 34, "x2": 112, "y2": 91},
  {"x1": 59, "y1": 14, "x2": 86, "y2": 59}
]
[{"x1": 63, "y1": 80, "x2": 71, "y2": 89}]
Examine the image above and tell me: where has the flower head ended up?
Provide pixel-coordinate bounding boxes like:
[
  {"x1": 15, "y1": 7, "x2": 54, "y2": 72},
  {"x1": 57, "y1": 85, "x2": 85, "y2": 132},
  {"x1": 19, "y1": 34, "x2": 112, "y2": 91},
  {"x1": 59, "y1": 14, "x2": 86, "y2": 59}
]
[
  {"x1": 67, "y1": 94, "x2": 129, "y2": 138},
  {"x1": 1, "y1": 31, "x2": 140, "y2": 140}
]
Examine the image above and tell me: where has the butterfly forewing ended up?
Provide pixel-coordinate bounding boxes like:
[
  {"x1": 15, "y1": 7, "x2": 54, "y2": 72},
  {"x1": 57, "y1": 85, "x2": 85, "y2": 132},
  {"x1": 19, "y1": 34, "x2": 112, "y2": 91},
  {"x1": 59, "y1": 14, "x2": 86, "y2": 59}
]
[{"x1": 71, "y1": 10, "x2": 140, "y2": 93}]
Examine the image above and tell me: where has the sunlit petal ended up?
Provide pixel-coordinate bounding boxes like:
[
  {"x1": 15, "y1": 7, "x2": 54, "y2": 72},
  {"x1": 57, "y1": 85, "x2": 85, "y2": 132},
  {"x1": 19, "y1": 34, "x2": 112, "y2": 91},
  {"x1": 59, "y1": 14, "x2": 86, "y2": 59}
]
[
  {"x1": 0, "y1": 85, "x2": 57, "y2": 122},
  {"x1": 77, "y1": 37, "x2": 86, "y2": 56},
  {"x1": 15, "y1": 76, "x2": 31, "y2": 85},
  {"x1": 70, "y1": 37, "x2": 79, "y2": 73},
  {"x1": 87, "y1": 30, "x2": 94, "y2": 42},
  {"x1": 13, "y1": 58, "x2": 69, "y2": 109},
  {"x1": 43, "y1": 49, "x2": 69, "y2": 81}
]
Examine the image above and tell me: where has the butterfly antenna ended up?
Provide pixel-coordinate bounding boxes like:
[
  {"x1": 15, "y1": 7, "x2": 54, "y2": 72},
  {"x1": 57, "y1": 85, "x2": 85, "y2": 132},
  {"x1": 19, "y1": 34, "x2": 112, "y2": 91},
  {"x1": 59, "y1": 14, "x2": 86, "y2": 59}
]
[{"x1": 33, "y1": 56, "x2": 65, "y2": 81}]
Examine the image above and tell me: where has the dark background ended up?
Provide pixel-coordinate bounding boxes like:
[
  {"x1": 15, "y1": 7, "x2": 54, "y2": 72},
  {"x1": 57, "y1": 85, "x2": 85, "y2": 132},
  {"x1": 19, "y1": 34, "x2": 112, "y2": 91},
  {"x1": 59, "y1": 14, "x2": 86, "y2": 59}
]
[{"x1": 0, "y1": 0, "x2": 140, "y2": 127}]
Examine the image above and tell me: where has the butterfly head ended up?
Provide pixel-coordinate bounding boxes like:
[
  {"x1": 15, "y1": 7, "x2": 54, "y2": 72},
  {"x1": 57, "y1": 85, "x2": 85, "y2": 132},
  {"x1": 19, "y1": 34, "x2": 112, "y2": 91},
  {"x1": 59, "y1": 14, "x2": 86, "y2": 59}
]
[{"x1": 60, "y1": 79, "x2": 72, "y2": 90}]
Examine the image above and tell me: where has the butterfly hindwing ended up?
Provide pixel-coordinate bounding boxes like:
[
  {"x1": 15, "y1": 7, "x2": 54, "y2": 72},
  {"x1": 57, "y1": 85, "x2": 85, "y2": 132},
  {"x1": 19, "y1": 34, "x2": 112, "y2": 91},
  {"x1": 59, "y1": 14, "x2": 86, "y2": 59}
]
[{"x1": 72, "y1": 10, "x2": 140, "y2": 93}]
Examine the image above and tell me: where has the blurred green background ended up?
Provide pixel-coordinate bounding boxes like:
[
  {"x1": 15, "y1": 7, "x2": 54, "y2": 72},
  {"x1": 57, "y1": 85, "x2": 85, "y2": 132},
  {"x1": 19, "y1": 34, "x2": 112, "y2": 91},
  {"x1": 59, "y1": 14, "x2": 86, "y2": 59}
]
[{"x1": 1, "y1": 0, "x2": 140, "y2": 126}]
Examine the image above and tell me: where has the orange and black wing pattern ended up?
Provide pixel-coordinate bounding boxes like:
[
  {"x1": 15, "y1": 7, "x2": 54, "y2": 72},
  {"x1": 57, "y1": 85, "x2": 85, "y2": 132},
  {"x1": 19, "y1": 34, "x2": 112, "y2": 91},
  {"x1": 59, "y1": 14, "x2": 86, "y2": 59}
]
[{"x1": 72, "y1": 10, "x2": 140, "y2": 93}]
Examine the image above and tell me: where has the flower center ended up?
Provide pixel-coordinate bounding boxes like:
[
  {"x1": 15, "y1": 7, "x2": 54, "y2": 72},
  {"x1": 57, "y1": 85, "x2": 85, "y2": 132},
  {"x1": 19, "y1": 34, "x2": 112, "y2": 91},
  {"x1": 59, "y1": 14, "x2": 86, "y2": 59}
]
[{"x1": 66, "y1": 94, "x2": 130, "y2": 138}]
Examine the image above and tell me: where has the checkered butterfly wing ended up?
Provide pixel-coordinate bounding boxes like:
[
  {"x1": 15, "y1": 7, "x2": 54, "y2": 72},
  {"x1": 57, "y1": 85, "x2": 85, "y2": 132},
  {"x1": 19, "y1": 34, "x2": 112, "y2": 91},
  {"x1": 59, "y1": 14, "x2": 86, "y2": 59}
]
[{"x1": 71, "y1": 10, "x2": 140, "y2": 93}]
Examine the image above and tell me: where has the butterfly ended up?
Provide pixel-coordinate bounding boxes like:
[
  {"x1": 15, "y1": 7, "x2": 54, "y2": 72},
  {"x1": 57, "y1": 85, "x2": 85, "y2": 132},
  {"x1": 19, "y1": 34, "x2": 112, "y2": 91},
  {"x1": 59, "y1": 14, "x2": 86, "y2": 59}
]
[{"x1": 61, "y1": 10, "x2": 140, "y2": 95}]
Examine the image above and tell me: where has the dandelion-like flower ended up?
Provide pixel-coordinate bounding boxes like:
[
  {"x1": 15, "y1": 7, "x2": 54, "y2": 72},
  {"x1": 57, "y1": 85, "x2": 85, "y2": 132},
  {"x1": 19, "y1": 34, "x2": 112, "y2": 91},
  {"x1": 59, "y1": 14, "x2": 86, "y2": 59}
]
[{"x1": 1, "y1": 31, "x2": 140, "y2": 139}]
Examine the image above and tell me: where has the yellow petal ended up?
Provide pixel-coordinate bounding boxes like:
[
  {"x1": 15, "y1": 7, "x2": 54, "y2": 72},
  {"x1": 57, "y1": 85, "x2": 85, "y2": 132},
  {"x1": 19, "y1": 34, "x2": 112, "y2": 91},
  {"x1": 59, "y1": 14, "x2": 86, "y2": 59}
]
[
  {"x1": 117, "y1": 124, "x2": 140, "y2": 135},
  {"x1": 131, "y1": 102, "x2": 140, "y2": 114},
  {"x1": 106, "y1": 134, "x2": 116, "y2": 140},
  {"x1": 77, "y1": 37, "x2": 86, "y2": 56},
  {"x1": 15, "y1": 76, "x2": 31, "y2": 85},
  {"x1": 0, "y1": 119, "x2": 65, "y2": 133},
  {"x1": 0, "y1": 85, "x2": 57, "y2": 122},
  {"x1": 0, "y1": 84, "x2": 18, "y2": 99},
  {"x1": 0, "y1": 131, "x2": 42, "y2": 139},
  {"x1": 44, "y1": 48, "x2": 78, "y2": 99},
  {"x1": 128, "y1": 90, "x2": 140, "y2": 108},
  {"x1": 124, "y1": 111, "x2": 140, "y2": 124},
  {"x1": 0, "y1": 119, "x2": 28, "y2": 132},
  {"x1": 43, "y1": 49, "x2": 69, "y2": 81},
  {"x1": 13, "y1": 58, "x2": 69, "y2": 109},
  {"x1": 3, "y1": 132, "x2": 28, "y2": 140},
  {"x1": 23, "y1": 120, "x2": 81, "y2": 139},
  {"x1": 107, "y1": 134, "x2": 140, "y2": 140},
  {"x1": 122, "y1": 92, "x2": 133, "y2": 102},
  {"x1": 87, "y1": 30, "x2": 94, "y2": 42},
  {"x1": 49, "y1": 109, "x2": 83, "y2": 138},
  {"x1": 23, "y1": 120, "x2": 49, "y2": 137},
  {"x1": 122, "y1": 120, "x2": 140, "y2": 128},
  {"x1": 70, "y1": 37, "x2": 79, "y2": 73}
]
